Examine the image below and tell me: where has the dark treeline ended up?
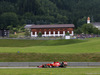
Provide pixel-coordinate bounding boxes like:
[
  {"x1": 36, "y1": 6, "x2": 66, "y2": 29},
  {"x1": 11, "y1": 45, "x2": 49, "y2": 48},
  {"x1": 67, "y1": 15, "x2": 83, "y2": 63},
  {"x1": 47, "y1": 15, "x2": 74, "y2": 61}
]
[{"x1": 0, "y1": 0, "x2": 100, "y2": 29}]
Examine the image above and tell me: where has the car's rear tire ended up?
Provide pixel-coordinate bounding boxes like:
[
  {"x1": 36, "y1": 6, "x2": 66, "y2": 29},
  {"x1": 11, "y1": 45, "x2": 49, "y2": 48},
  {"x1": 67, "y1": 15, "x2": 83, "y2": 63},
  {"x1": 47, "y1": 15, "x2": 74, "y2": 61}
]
[
  {"x1": 62, "y1": 64, "x2": 67, "y2": 68},
  {"x1": 43, "y1": 64, "x2": 50, "y2": 68}
]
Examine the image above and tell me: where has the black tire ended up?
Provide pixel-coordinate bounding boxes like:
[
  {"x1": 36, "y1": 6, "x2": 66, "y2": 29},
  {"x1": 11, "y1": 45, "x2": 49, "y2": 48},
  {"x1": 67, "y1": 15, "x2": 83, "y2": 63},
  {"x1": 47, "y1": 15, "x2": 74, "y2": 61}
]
[
  {"x1": 62, "y1": 64, "x2": 67, "y2": 68},
  {"x1": 43, "y1": 64, "x2": 50, "y2": 68}
]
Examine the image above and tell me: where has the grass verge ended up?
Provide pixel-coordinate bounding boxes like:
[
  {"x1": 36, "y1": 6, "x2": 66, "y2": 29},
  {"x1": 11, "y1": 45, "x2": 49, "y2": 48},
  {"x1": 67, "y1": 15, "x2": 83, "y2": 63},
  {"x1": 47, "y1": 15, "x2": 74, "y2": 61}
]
[
  {"x1": 0, "y1": 53, "x2": 100, "y2": 62},
  {"x1": 0, "y1": 68, "x2": 100, "y2": 75},
  {"x1": 0, "y1": 39, "x2": 86, "y2": 47},
  {"x1": 0, "y1": 38, "x2": 100, "y2": 54}
]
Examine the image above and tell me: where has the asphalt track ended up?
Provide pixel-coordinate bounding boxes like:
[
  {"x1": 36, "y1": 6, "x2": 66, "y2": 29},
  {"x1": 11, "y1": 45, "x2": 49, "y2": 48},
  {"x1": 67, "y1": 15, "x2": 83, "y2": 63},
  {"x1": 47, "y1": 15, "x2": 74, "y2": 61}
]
[{"x1": 0, "y1": 62, "x2": 100, "y2": 67}]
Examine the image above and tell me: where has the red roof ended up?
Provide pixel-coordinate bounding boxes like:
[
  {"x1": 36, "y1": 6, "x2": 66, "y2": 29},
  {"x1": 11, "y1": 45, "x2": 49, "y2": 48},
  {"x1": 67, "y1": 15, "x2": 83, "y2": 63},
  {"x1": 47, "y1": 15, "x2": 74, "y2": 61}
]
[{"x1": 30, "y1": 24, "x2": 74, "y2": 28}]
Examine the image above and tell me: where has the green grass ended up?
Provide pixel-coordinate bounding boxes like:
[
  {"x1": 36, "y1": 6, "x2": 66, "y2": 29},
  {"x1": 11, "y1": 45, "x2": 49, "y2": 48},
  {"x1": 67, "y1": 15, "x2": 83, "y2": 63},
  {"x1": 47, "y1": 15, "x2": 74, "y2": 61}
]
[
  {"x1": 9, "y1": 32, "x2": 25, "y2": 38},
  {"x1": 0, "y1": 38, "x2": 100, "y2": 54},
  {"x1": 0, "y1": 38, "x2": 100, "y2": 62},
  {"x1": 0, "y1": 53, "x2": 100, "y2": 62},
  {"x1": 0, "y1": 68, "x2": 100, "y2": 75},
  {"x1": 0, "y1": 39, "x2": 85, "y2": 47}
]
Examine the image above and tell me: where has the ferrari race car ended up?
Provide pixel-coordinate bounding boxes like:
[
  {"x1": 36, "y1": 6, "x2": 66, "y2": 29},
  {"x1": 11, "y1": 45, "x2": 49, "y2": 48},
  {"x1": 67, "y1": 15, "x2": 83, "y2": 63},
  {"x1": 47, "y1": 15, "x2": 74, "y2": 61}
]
[{"x1": 37, "y1": 62, "x2": 67, "y2": 68}]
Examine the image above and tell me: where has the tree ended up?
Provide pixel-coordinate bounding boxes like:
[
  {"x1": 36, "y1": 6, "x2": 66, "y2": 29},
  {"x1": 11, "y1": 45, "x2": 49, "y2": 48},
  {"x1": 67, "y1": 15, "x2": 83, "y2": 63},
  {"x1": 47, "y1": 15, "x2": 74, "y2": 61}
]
[
  {"x1": 82, "y1": 24, "x2": 94, "y2": 34},
  {"x1": 0, "y1": 1, "x2": 15, "y2": 14},
  {"x1": 38, "y1": 32, "x2": 42, "y2": 37},
  {"x1": 24, "y1": 29, "x2": 30, "y2": 37},
  {"x1": 74, "y1": 27, "x2": 82, "y2": 34},
  {"x1": 23, "y1": 12, "x2": 34, "y2": 24},
  {"x1": 38, "y1": 0, "x2": 58, "y2": 16},
  {"x1": 1, "y1": 0, "x2": 100, "y2": 28},
  {"x1": 93, "y1": 28, "x2": 100, "y2": 35},
  {"x1": 77, "y1": 17, "x2": 87, "y2": 27},
  {"x1": 17, "y1": 0, "x2": 43, "y2": 15},
  {"x1": 0, "y1": 12, "x2": 19, "y2": 28}
]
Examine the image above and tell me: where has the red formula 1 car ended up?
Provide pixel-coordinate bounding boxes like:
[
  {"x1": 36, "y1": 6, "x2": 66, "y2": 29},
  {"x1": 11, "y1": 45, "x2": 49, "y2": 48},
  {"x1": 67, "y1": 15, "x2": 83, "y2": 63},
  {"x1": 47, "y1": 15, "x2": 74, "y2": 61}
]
[{"x1": 37, "y1": 62, "x2": 67, "y2": 68}]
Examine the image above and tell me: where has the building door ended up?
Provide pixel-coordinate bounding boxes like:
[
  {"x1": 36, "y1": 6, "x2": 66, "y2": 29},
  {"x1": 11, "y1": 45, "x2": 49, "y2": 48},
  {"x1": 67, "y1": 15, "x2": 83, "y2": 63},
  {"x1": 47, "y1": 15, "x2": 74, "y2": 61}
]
[{"x1": 0, "y1": 29, "x2": 9, "y2": 37}]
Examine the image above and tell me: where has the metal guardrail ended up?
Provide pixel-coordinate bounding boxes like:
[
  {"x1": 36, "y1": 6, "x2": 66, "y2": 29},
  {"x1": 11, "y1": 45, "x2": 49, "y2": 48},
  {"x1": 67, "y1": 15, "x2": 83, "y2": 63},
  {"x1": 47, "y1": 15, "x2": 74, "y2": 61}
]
[{"x1": 0, "y1": 62, "x2": 100, "y2": 67}]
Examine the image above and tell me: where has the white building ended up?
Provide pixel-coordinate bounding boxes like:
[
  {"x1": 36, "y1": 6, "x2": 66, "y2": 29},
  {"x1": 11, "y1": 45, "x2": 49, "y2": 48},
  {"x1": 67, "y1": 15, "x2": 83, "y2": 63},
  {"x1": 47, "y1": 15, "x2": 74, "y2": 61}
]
[{"x1": 30, "y1": 24, "x2": 75, "y2": 37}]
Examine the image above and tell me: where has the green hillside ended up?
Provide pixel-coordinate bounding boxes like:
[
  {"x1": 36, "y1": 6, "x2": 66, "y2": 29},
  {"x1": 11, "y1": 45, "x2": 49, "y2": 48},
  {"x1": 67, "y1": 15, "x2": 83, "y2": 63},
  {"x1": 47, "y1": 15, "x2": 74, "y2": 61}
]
[
  {"x1": 0, "y1": 39, "x2": 85, "y2": 47},
  {"x1": 1, "y1": 0, "x2": 100, "y2": 29},
  {"x1": 0, "y1": 38, "x2": 100, "y2": 54},
  {"x1": 0, "y1": 38, "x2": 100, "y2": 62}
]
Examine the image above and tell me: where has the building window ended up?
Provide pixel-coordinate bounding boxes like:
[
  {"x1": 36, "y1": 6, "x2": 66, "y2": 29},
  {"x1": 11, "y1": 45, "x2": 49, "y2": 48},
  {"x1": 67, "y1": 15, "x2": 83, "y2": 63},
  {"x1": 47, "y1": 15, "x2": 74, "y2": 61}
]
[
  {"x1": 55, "y1": 31, "x2": 58, "y2": 34},
  {"x1": 51, "y1": 31, "x2": 53, "y2": 34},
  {"x1": 33, "y1": 32, "x2": 35, "y2": 35},
  {"x1": 47, "y1": 31, "x2": 49, "y2": 34},
  {"x1": 60, "y1": 31, "x2": 63, "y2": 34}
]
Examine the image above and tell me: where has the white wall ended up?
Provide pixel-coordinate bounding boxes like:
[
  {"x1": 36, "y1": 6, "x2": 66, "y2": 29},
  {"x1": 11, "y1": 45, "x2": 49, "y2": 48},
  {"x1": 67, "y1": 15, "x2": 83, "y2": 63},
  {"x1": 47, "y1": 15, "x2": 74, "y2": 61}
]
[{"x1": 31, "y1": 31, "x2": 74, "y2": 37}]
